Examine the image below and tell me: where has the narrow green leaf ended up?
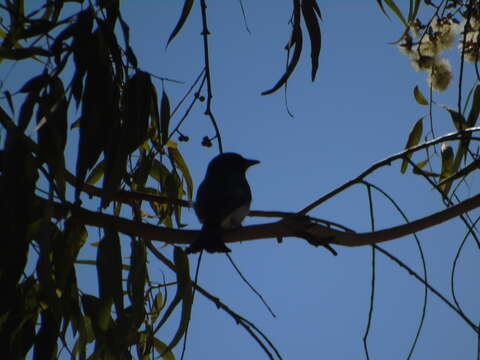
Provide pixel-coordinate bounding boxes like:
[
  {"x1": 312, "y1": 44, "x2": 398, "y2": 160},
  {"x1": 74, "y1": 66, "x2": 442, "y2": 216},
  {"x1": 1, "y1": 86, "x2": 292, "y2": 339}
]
[
  {"x1": 81, "y1": 295, "x2": 113, "y2": 337},
  {"x1": 151, "y1": 159, "x2": 171, "y2": 189},
  {"x1": 153, "y1": 338, "x2": 176, "y2": 360},
  {"x1": 0, "y1": 46, "x2": 51, "y2": 60},
  {"x1": 124, "y1": 71, "x2": 152, "y2": 154},
  {"x1": 86, "y1": 160, "x2": 105, "y2": 185},
  {"x1": 4, "y1": 90, "x2": 14, "y2": 114},
  {"x1": 411, "y1": 158, "x2": 439, "y2": 176},
  {"x1": 438, "y1": 158, "x2": 480, "y2": 187},
  {"x1": 413, "y1": 85, "x2": 428, "y2": 106},
  {"x1": 154, "y1": 248, "x2": 190, "y2": 334},
  {"x1": 127, "y1": 240, "x2": 146, "y2": 326},
  {"x1": 97, "y1": 228, "x2": 124, "y2": 315},
  {"x1": 409, "y1": 0, "x2": 422, "y2": 24},
  {"x1": 467, "y1": 84, "x2": 480, "y2": 127},
  {"x1": 37, "y1": 78, "x2": 68, "y2": 200},
  {"x1": 34, "y1": 310, "x2": 60, "y2": 360},
  {"x1": 76, "y1": 62, "x2": 113, "y2": 200},
  {"x1": 166, "y1": 0, "x2": 195, "y2": 46},
  {"x1": 19, "y1": 73, "x2": 50, "y2": 93},
  {"x1": 161, "y1": 247, "x2": 192, "y2": 355},
  {"x1": 18, "y1": 91, "x2": 37, "y2": 131},
  {"x1": 375, "y1": 0, "x2": 389, "y2": 18},
  {"x1": 301, "y1": 0, "x2": 321, "y2": 81},
  {"x1": 384, "y1": 0, "x2": 408, "y2": 27},
  {"x1": 401, "y1": 117, "x2": 423, "y2": 173},
  {"x1": 131, "y1": 152, "x2": 153, "y2": 188},
  {"x1": 262, "y1": 0, "x2": 302, "y2": 95},
  {"x1": 439, "y1": 142, "x2": 455, "y2": 194},
  {"x1": 168, "y1": 146, "x2": 193, "y2": 200},
  {"x1": 151, "y1": 291, "x2": 164, "y2": 324},
  {"x1": 160, "y1": 91, "x2": 171, "y2": 147},
  {"x1": 441, "y1": 105, "x2": 466, "y2": 131},
  {"x1": 150, "y1": 84, "x2": 161, "y2": 147}
]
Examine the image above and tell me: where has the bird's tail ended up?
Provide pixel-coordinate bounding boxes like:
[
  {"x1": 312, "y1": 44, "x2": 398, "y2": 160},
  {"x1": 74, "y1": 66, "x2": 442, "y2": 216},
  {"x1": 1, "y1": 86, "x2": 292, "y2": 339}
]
[{"x1": 185, "y1": 225, "x2": 231, "y2": 254}]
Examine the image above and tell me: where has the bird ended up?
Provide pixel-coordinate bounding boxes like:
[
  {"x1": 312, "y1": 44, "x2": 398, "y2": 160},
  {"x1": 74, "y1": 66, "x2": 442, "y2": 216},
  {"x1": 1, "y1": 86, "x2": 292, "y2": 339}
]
[{"x1": 185, "y1": 153, "x2": 259, "y2": 254}]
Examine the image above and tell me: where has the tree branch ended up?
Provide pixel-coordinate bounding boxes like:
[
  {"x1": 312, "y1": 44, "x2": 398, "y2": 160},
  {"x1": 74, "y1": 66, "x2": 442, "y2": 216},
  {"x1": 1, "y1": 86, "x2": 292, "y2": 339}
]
[
  {"x1": 298, "y1": 127, "x2": 480, "y2": 215},
  {"x1": 41, "y1": 190, "x2": 480, "y2": 248}
]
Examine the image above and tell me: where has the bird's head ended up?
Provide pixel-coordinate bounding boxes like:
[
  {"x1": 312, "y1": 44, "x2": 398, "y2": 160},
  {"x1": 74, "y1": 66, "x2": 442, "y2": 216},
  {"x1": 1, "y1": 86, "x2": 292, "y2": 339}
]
[{"x1": 206, "y1": 152, "x2": 259, "y2": 175}]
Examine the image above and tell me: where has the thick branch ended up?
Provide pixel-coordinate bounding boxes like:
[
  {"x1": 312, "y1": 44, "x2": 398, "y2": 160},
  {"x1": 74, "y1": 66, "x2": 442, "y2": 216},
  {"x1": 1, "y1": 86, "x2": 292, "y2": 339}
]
[{"x1": 42, "y1": 191, "x2": 480, "y2": 248}]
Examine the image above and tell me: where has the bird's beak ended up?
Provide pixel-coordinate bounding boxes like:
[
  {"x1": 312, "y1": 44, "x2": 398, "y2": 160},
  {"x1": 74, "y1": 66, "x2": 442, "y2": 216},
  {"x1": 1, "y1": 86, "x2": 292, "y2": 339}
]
[{"x1": 245, "y1": 159, "x2": 260, "y2": 168}]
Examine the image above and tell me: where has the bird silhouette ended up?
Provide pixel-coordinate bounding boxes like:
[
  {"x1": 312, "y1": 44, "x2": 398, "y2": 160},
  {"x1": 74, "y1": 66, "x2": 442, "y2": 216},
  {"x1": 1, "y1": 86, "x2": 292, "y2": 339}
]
[{"x1": 186, "y1": 153, "x2": 259, "y2": 253}]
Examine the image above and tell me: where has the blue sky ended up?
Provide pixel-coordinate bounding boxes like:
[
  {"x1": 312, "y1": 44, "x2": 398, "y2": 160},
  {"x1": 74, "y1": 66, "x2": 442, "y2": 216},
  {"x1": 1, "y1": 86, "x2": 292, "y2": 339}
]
[
  {"x1": 115, "y1": 1, "x2": 478, "y2": 359},
  {"x1": 2, "y1": 1, "x2": 480, "y2": 359}
]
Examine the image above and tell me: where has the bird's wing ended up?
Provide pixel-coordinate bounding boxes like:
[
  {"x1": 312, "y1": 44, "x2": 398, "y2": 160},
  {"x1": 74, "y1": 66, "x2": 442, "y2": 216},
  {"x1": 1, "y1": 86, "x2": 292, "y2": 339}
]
[{"x1": 195, "y1": 179, "x2": 251, "y2": 228}]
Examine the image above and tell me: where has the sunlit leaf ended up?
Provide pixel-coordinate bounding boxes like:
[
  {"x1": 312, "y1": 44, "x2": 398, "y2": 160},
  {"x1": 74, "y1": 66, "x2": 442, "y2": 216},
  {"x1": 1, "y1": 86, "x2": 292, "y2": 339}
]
[
  {"x1": 86, "y1": 160, "x2": 105, "y2": 185},
  {"x1": 413, "y1": 85, "x2": 428, "y2": 106},
  {"x1": 438, "y1": 158, "x2": 480, "y2": 187},
  {"x1": 153, "y1": 338, "x2": 176, "y2": 360},
  {"x1": 151, "y1": 159, "x2": 171, "y2": 190},
  {"x1": 467, "y1": 84, "x2": 480, "y2": 127},
  {"x1": 81, "y1": 295, "x2": 113, "y2": 336},
  {"x1": 439, "y1": 142, "x2": 455, "y2": 194},
  {"x1": 441, "y1": 105, "x2": 466, "y2": 131},
  {"x1": 401, "y1": 117, "x2": 423, "y2": 173},
  {"x1": 151, "y1": 291, "x2": 164, "y2": 324},
  {"x1": 412, "y1": 158, "x2": 438, "y2": 176},
  {"x1": 168, "y1": 146, "x2": 193, "y2": 200}
]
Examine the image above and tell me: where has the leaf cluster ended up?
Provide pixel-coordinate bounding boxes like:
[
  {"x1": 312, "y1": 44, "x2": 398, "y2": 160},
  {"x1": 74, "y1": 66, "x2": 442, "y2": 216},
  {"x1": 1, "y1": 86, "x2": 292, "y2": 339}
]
[{"x1": 0, "y1": 1, "x2": 195, "y2": 358}]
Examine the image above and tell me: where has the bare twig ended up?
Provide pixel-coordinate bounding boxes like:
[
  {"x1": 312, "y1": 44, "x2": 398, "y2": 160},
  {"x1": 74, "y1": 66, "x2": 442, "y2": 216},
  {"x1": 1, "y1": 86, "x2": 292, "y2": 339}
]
[
  {"x1": 373, "y1": 244, "x2": 479, "y2": 333},
  {"x1": 199, "y1": 0, "x2": 223, "y2": 153},
  {"x1": 365, "y1": 182, "x2": 428, "y2": 360},
  {"x1": 362, "y1": 184, "x2": 375, "y2": 360},
  {"x1": 145, "y1": 242, "x2": 283, "y2": 360}
]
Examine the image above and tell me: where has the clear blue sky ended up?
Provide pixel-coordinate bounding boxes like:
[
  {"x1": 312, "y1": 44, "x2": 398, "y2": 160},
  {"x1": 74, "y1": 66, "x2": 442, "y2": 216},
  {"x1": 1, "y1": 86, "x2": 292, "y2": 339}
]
[{"x1": 2, "y1": 1, "x2": 479, "y2": 359}]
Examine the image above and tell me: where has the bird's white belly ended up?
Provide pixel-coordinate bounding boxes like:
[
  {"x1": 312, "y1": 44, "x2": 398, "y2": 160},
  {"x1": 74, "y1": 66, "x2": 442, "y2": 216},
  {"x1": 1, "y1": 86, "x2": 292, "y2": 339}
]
[{"x1": 221, "y1": 204, "x2": 250, "y2": 229}]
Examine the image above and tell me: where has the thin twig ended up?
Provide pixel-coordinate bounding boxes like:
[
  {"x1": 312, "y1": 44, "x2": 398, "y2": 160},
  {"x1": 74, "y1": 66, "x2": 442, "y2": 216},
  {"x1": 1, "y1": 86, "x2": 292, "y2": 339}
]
[
  {"x1": 373, "y1": 244, "x2": 478, "y2": 333},
  {"x1": 145, "y1": 242, "x2": 282, "y2": 359},
  {"x1": 362, "y1": 184, "x2": 375, "y2": 360},
  {"x1": 199, "y1": 0, "x2": 223, "y2": 153},
  {"x1": 225, "y1": 253, "x2": 276, "y2": 318},
  {"x1": 450, "y1": 215, "x2": 480, "y2": 320},
  {"x1": 237, "y1": 0, "x2": 251, "y2": 34},
  {"x1": 365, "y1": 182, "x2": 428, "y2": 360},
  {"x1": 405, "y1": 157, "x2": 480, "y2": 249},
  {"x1": 298, "y1": 126, "x2": 480, "y2": 215},
  {"x1": 168, "y1": 68, "x2": 207, "y2": 140}
]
